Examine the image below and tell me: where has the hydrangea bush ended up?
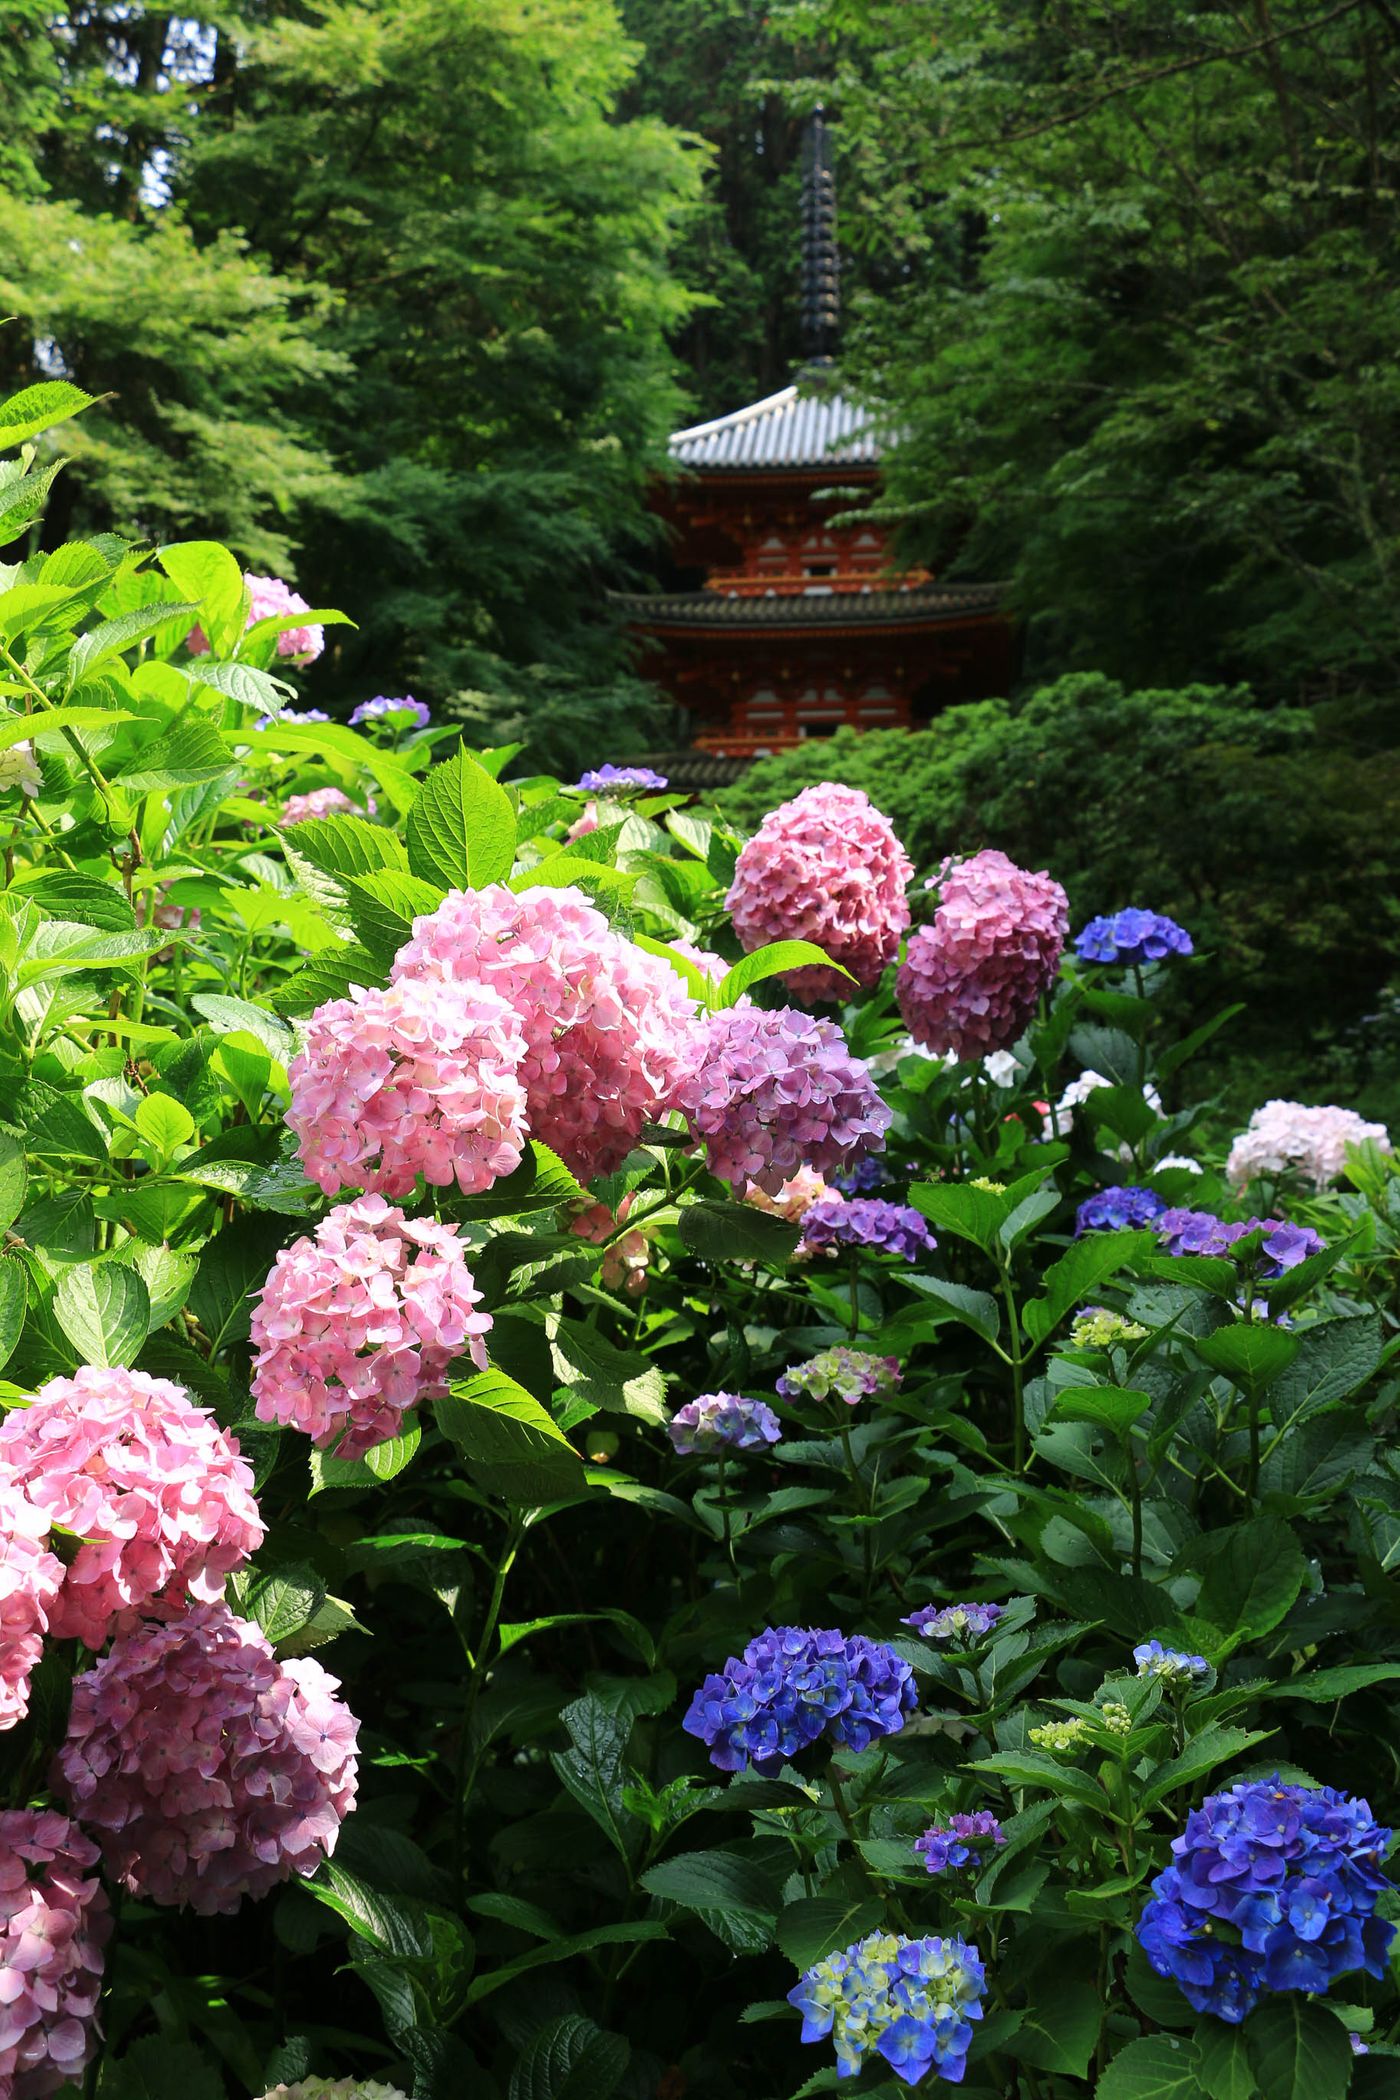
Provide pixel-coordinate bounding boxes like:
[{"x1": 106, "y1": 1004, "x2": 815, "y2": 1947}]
[{"x1": 0, "y1": 383, "x2": 1397, "y2": 2096}]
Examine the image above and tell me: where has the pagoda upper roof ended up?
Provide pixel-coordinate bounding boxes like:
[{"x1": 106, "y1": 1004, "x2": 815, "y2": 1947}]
[
  {"x1": 668, "y1": 381, "x2": 879, "y2": 472},
  {"x1": 612, "y1": 580, "x2": 1003, "y2": 631}
]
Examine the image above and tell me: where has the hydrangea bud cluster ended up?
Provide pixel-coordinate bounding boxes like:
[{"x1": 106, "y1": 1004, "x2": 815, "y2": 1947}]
[
  {"x1": 287, "y1": 977, "x2": 528, "y2": 1198},
  {"x1": 0, "y1": 1482, "x2": 62, "y2": 1728},
  {"x1": 0, "y1": 742, "x2": 42, "y2": 798},
  {"x1": 572, "y1": 764, "x2": 668, "y2": 794},
  {"x1": 1136, "y1": 1778, "x2": 1396, "y2": 2022},
  {"x1": 1226, "y1": 1099, "x2": 1391, "y2": 1192},
  {"x1": 280, "y1": 787, "x2": 365, "y2": 826},
  {"x1": 1074, "y1": 909, "x2": 1193, "y2": 965},
  {"x1": 1100, "y1": 1702, "x2": 1133, "y2": 1735},
  {"x1": 1070, "y1": 1308, "x2": 1148, "y2": 1348},
  {"x1": 1156, "y1": 1210, "x2": 1323, "y2": 1276},
  {"x1": 744, "y1": 1166, "x2": 833, "y2": 1224},
  {"x1": 776, "y1": 1348, "x2": 902, "y2": 1408},
  {"x1": 188, "y1": 572, "x2": 325, "y2": 660},
  {"x1": 897, "y1": 849, "x2": 1068, "y2": 1059},
  {"x1": 902, "y1": 1602, "x2": 1003, "y2": 1643},
  {"x1": 675, "y1": 1006, "x2": 890, "y2": 1196},
  {"x1": 1075, "y1": 1186, "x2": 1166, "y2": 1234},
  {"x1": 788, "y1": 1931, "x2": 987, "y2": 2086},
  {"x1": 1030, "y1": 1718, "x2": 1088, "y2": 1752},
  {"x1": 667, "y1": 1393, "x2": 782, "y2": 1456},
  {"x1": 390, "y1": 883, "x2": 698, "y2": 1181},
  {"x1": 0, "y1": 1810, "x2": 111, "y2": 2099},
  {"x1": 54, "y1": 1603, "x2": 359, "y2": 1915},
  {"x1": 1134, "y1": 1641, "x2": 1208, "y2": 1684},
  {"x1": 915, "y1": 1813, "x2": 1006, "y2": 1875},
  {"x1": 251, "y1": 1195, "x2": 490, "y2": 1458},
  {"x1": 683, "y1": 1627, "x2": 917, "y2": 1773},
  {"x1": 727, "y1": 784, "x2": 913, "y2": 1002},
  {"x1": 349, "y1": 695, "x2": 430, "y2": 728},
  {"x1": 798, "y1": 1195, "x2": 935, "y2": 1261},
  {"x1": 567, "y1": 1196, "x2": 651, "y2": 1295},
  {"x1": 0, "y1": 1367, "x2": 264, "y2": 1652}
]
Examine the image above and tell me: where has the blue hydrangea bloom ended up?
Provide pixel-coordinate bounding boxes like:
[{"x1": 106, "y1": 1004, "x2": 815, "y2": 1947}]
[
  {"x1": 1133, "y1": 1640, "x2": 1209, "y2": 1684},
  {"x1": 1136, "y1": 1777, "x2": 1395, "y2": 2023},
  {"x1": 788, "y1": 1930, "x2": 987, "y2": 2085},
  {"x1": 667, "y1": 1392, "x2": 781, "y2": 1456},
  {"x1": 1157, "y1": 1210, "x2": 1324, "y2": 1277},
  {"x1": 901, "y1": 1602, "x2": 1003, "y2": 1643},
  {"x1": 1075, "y1": 910, "x2": 1194, "y2": 966},
  {"x1": 349, "y1": 694, "x2": 431, "y2": 727},
  {"x1": 683, "y1": 1627, "x2": 917, "y2": 1774},
  {"x1": 1075, "y1": 1186, "x2": 1167, "y2": 1234},
  {"x1": 799, "y1": 1197, "x2": 936, "y2": 1261},
  {"x1": 255, "y1": 707, "x2": 330, "y2": 729},
  {"x1": 915, "y1": 1813, "x2": 1006, "y2": 1875},
  {"x1": 573, "y1": 764, "x2": 668, "y2": 794},
  {"x1": 833, "y1": 1156, "x2": 889, "y2": 1195}
]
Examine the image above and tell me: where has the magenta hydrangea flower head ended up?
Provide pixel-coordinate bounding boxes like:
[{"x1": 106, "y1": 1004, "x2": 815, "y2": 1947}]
[
  {"x1": 0, "y1": 1367, "x2": 265, "y2": 1653},
  {"x1": 287, "y1": 976, "x2": 528, "y2": 1198},
  {"x1": 0, "y1": 1810, "x2": 111, "y2": 2098},
  {"x1": 674, "y1": 1006, "x2": 890, "y2": 1195},
  {"x1": 53, "y1": 1603, "x2": 358, "y2": 1915},
  {"x1": 390, "y1": 883, "x2": 699, "y2": 1181},
  {"x1": 726, "y1": 783, "x2": 913, "y2": 1002},
  {"x1": 897, "y1": 849, "x2": 1069, "y2": 1059},
  {"x1": 0, "y1": 1481, "x2": 62, "y2": 1730},
  {"x1": 188, "y1": 573, "x2": 324, "y2": 661},
  {"x1": 1226, "y1": 1099, "x2": 1391, "y2": 1192},
  {"x1": 280, "y1": 787, "x2": 366, "y2": 826},
  {"x1": 251, "y1": 1194, "x2": 490, "y2": 1459}
]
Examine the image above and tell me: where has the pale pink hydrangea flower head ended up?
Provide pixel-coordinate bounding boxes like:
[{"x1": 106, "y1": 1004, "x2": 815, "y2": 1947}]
[
  {"x1": 288, "y1": 976, "x2": 528, "y2": 1198},
  {"x1": 675, "y1": 1005, "x2": 890, "y2": 1195},
  {"x1": 188, "y1": 573, "x2": 325, "y2": 661},
  {"x1": 0, "y1": 742, "x2": 42, "y2": 798},
  {"x1": 0, "y1": 1367, "x2": 265, "y2": 1653},
  {"x1": 1226, "y1": 1099, "x2": 1392, "y2": 1192},
  {"x1": 251, "y1": 1194, "x2": 491, "y2": 1458},
  {"x1": 0, "y1": 1481, "x2": 63, "y2": 1730},
  {"x1": 390, "y1": 883, "x2": 700, "y2": 1182},
  {"x1": 280, "y1": 787, "x2": 370, "y2": 827},
  {"x1": 744, "y1": 1165, "x2": 832, "y2": 1223},
  {"x1": 568, "y1": 1196, "x2": 651, "y2": 1295},
  {"x1": 260, "y1": 2081, "x2": 408, "y2": 2100},
  {"x1": 897, "y1": 848, "x2": 1068, "y2": 1059},
  {"x1": 53, "y1": 1603, "x2": 359, "y2": 1915},
  {"x1": 726, "y1": 783, "x2": 913, "y2": 1002},
  {"x1": 0, "y1": 1810, "x2": 111, "y2": 2099}
]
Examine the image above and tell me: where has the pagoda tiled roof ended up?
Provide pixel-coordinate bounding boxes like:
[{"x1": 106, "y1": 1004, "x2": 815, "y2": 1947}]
[
  {"x1": 612, "y1": 581, "x2": 1004, "y2": 629},
  {"x1": 668, "y1": 383, "x2": 880, "y2": 471}
]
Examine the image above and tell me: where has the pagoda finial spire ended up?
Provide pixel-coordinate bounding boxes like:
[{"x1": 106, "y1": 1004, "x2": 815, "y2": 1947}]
[{"x1": 800, "y1": 106, "x2": 840, "y2": 365}]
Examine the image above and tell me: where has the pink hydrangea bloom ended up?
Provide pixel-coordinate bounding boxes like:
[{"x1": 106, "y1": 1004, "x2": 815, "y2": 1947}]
[
  {"x1": 0, "y1": 1482, "x2": 62, "y2": 1730},
  {"x1": 0, "y1": 1810, "x2": 111, "y2": 2099},
  {"x1": 288, "y1": 976, "x2": 528, "y2": 1198},
  {"x1": 390, "y1": 883, "x2": 699, "y2": 1181},
  {"x1": 674, "y1": 1005, "x2": 890, "y2": 1195},
  {"x1": 668, "y1": 938, "x2": 729, "y2": 985},
  {"x1": 53, "y1": 1603, "x2": 358, "y2": 1915},
  {"x1": 897, "y1": 849, "x2": 1068, "y2": 1059},
  {"x1": 744, "y1": 1166, "x2": 832, "y2": 1223},
  {"x1": 568, "y1": 1196, "x2": 651, "y2": 1295},
  {"x1": 564, "y1": 801, "x2": 600, "y2": 843},
  {"x1": 726, "y1": 784, "x2": 913, "y2": 1002},
  {"x1": 280, "y1": 787, "x2": 366, "y2": 827},
  {"x1": 1226, "y1": 1099, "x2": 1392, "y2": 1191},
  {"x1": 187, "y1": 573, "x2": 325, "y2": 661},
  {"x1": 260, "y1": 2082, "x2": 408, "y2": 2100},
  {"x1": 0, "y1": 1368, "x2": 265, "y2": 1653},
  {"x1": 251, "y1": 1194, "x2": 490, "y2": 1458}
]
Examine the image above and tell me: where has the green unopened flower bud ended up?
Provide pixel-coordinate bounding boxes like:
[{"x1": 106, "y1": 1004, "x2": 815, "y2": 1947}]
[
  {"x1": 1100, "y1": 1702, "x2": 1132, "y2": 1735},
  {"x1": 1029, "y1": 1718, "x2": 1089, "y2": 1753},
  {"x1": 1070, "y1": 1307, "x2": 1148, "y2": 1349}
]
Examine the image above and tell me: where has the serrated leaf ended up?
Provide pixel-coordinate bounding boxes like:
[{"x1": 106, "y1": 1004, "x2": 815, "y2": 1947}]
[
  {"x1": 1195, "y1": 2020, "x2": 1256, "y2": 2100},
  {"x1": 191, "y1": 993, "x2": 295, "y2": 1061},
  {"x1": 775, "y1": 1895, "x2": 883, "y2": 1970},
  {"x1": 719, "y1": 940, "x2": 851, "y2": 1003},
  {"x1": 1095, "y1": 2035, "x2": 1206, "y2": 2098},
  {"x1": 406, "y1": 745, "x2": 516, "y2": 889},
  {"x1": 1194, "y1": 1324, "x2": 1298, "y2": 1389},
  {"x1": 52, "y1": 1261, "x2": 149, "y2": 1368},
  {"x1": 1023, "y1": 1231, "x2": 1156, "y2": 1344},
  {"x1": 0, "y1": 1259, "x2": 27, "y2": 1370},
  {"x1": 67, "y1": 601, "x2": 199, "y2": 691},
  {"x1": 1046, "y1": 1385, "x2": 1152, "y2": 1437},
  {"x1": 236, "y1": 1563, "x2": 327, "y2": 1644},
  {"x1": 1243, "y1": 1998, "x2": 1352, "y2": 2100},
  {"x1": 0, "y1": 459, "x2": 64, "y2": 548},
  {"x1": 899, "y1": 1272, "x2": 1001, "y2": 1343},
  {"x1": 0, "y1": 380, "x2": 97, "y2": 448},
  {"x1": 550, "y1": 1317, "x2": 666, "y2": 1424},
  {"x1": 508, "y1": 2014, "x2": 630, "y2": 2100},
  {"x1": 0, "y1": 1131, "x2": 26, "y2": 1234},
  {"x1": 678, "y1": 1199, "x2": 799, "y2": 1265},
  {"x1": 438, "y1": 1368, "x2": 587, "y2": 1505}
]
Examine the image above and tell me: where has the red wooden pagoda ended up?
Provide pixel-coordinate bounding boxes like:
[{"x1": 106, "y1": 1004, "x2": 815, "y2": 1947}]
[{"x1": 614, "y1": 116, "x2": 1015, "y2": 767}]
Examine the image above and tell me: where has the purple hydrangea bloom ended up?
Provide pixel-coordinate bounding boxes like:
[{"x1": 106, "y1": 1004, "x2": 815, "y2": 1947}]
[
  {"x1": 788, "y1": 1930, "x2": 987, "y2": 2086},
  {"x1": 667, "y1": 1392, "x2": 782, "y2": 1456},
  {"x1": 1157, "y1": 1210, "x2": 1324, "y2": 1277},
  {"x1": 902, "y1": 1601, "x2": 1003, "y2": 1643},
  {"x1": 683, "y1": 1626, "x2": 917, "y2": 1774},
  {"x1": 1136, "y1": 1778, "x2": 1396, "y2": 2023},
  {"x1": 349, "y1": 694, "x2": 431, "y2": 727},
  {"x1": 1075, "y1": 909, "x2": 1194, "y2": 966},
  {"x1": 255, "y1": 707, "x2": 331, "y2": 730},
  {"x1": 573, "y1": 764, "x2": 668, "y2": 795},
  {"x1": 1075, "y1": 1186, "x2": 1166, "y2": 1234},
  {"x1": 799, "y1": 1195, "x2": 935, "y2": 1261},
  {"x1": 833, "y1": 1155, "x2": 889, "y2": 1195},
  {"x1": 915, "y1": 1813, "x2": 1006, "y2": 1875},
  {"x1": 1134, "y1": 1640, "x2": 1209, "y2": 1684},
  {"x1": 776, "y1": 1348, "x2": 902, "y2": 1408}
]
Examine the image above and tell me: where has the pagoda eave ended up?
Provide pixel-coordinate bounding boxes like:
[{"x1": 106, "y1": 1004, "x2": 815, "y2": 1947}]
[{"x1": 610, "y1": 583, "x2": 1006, "y2": 641}]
